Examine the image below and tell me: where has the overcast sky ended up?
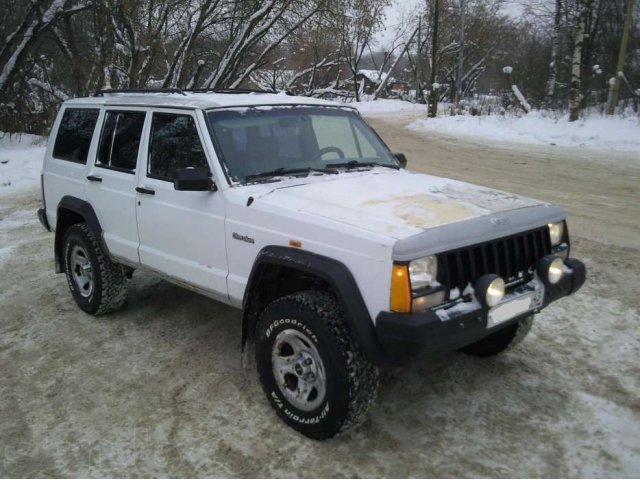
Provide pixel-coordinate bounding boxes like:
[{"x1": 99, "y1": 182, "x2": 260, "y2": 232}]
[{"x1": 377, "y1": 0, "x2": 526, "y2": 45}]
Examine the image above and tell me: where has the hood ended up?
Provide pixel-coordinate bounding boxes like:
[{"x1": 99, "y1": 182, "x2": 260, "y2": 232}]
[{"x1": 247, "y1": 169, "x2": 544, "y2": 240}]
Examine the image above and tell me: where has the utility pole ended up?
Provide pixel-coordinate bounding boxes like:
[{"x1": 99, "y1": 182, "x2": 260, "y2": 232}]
[
  {"x1": 415, "y1": 14, "x2": 422, "y2": 103},
  {"x1": 428, "y1": 0, "x2": 441, "y2": 118},
  {"x1": 608, "y1": 0, "x2": 635, "y2": 115},
  {"x1": 455, "y1": 0, "x2": 465, "y2": 106}
]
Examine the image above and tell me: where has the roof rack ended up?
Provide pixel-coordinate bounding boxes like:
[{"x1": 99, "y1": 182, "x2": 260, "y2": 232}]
[
  {"x1": 93, "y1": 88, "x2": 187, "y2": 97},
  {"x1": 183, "y1": 88, "x2": 277, "y2": 94}
]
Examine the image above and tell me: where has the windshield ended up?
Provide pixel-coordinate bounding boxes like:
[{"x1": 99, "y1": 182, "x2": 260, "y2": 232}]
[{"x1": 206, "y1": 106, "x2": 398, "y2": 184}]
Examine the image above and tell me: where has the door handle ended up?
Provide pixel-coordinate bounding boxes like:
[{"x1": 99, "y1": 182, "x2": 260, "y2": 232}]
[
  {"x1": 136, "y1": 186, "x2": 155, "y2": 195},
  {"x1": 86, "y1": 175, "x2": 102, "y2": 182}
]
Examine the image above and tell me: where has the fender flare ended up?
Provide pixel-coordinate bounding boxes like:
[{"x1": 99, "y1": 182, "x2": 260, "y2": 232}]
[
  {"x1": 54, "y1": 196, "x2": 107, "y2": 273},
  {"x1": 242, "y1": 246, "x2": 388, "y2": 365}
]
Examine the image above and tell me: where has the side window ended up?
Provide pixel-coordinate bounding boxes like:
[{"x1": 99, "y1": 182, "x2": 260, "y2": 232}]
[
  {"x1": 96, "y1": 111, "x2": 146, "y2": 173},
  {"x1": 52, "y1": 108, "x2": 100, "y2": 163},
  {"x1": 148, "y1": 113, "x2": 209, "y2": 181}
]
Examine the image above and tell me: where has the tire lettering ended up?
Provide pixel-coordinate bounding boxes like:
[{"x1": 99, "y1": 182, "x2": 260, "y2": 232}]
[
  {"x1": 276, "y1": 402, "x2": 330, "y2": 425},
  {"x1": 266, "y1": 318, "x2": 318, "y2": 343}
]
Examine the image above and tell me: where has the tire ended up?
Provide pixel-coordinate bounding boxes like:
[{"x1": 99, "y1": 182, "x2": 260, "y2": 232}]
[
  {"x1": 62, "y1": 223, "x2": 127, "y2": 315},
  {"x1": 461, "y1": 314, "x2": 534, "y2": 357},
  {"x1": 255, "y1": 290, "x2": 379, "y2": 440}
]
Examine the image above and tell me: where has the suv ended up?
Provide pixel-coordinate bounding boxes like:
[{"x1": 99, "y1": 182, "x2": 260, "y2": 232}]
[{"x1": 38, "y1": 89, "x2": 586, "y2": 440}]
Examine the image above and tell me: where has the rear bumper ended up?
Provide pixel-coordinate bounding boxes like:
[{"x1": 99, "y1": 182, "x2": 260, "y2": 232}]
[
  {"x1": 37, "y1": 208, "x2": 51, "y2": 231},
  {"x1": 375, "y1": 258, "x2": 586, "y2": 363}
]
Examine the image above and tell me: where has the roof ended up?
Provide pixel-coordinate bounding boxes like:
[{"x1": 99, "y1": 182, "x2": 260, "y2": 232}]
[
  {"x1": 356, "y1": 70, "x2": 394, "y2": 84},
  {"x1": 63, "y1": 91, "x2": 344, "y2": 110}
]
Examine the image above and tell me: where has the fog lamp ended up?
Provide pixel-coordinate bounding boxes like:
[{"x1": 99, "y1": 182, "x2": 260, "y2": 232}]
[
  {"x1": 476, "y1": 274, "x2": 505, "y2": 308},
  {"x1": 538, "y1": 255, "x2": 564, "y2": 285}
]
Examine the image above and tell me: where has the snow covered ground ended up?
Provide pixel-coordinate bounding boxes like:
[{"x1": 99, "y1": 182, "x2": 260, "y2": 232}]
[
  {"x1": 350, "y1": 100, "x2": 640, "y2": 155},
  {"x1": 0, "y1": 132, "x2": 47, "y2": 197},
  {"x1": 349, "y1": 98, "x2": 428, "y2": 116},
  {"x1": 409, "y1": 111, "x2": 640, "y2": 153}
]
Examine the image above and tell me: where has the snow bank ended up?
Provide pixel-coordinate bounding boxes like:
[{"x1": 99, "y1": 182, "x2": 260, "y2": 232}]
[
  {"x1": 408, "y1": 111, "x2": 640, "y2": 152},
  {"x1": 349, "y1": 99, "x2": 427, "y2": 116},
  {"x1": 0, "y1": 133, "x2": 47, "y2": 196}
]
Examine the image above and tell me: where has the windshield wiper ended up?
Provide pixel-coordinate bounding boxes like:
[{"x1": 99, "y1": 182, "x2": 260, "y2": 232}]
[
  {"x1": 326, "y1": 160, "x2": 398, "y2": 170},
  {"x1": 245, "y1": 167, "x2": 338, "y2": 183}
]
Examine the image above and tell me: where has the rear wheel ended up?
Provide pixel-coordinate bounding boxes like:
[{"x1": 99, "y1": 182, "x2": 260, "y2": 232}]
[
  {"x1": 255, "y1": 290, "x2": 378, "y2": 440},
  {"x1": 461, "y1": 314, "x2": 534, "y2": 357},
  {"x1": 63, "y1": 223, "x2": 127, "y2": 315}
]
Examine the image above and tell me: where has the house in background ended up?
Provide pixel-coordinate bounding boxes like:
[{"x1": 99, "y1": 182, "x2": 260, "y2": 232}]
[{"x1": 356, "y1": 70, "x2": 395, "y2": 95}]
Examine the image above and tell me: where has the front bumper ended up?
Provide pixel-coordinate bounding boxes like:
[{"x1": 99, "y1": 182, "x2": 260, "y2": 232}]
[{"x1": 375, "y1": 258, "x2": 586, "y2": 363}]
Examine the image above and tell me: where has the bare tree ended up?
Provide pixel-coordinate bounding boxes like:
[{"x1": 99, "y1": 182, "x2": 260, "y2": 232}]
[
  {"x1": 569, "y1": 0, "x2": 593, "y2": 121},
  {"x1": 608, "y1": 0, "x2": 636, "y2": 114},
  {"x1": 202, "y1": 0, "x2": 322, "y2": 88},
  {"x1": 0, "y1": 0, "x2": 87, "y2": 91},
  {"x1": 161, "y1": 0, "x2": 226, "y2": 88},
  {"x1": 337, "y1": 0, "x2": 390, "y2": 102},
  {"x1": 428, "y1": 0, "x2": 441, "y2": 117},
  {"x1": 372, "y1": 16, "x2": 419, "y2": 99},
  {"x1": 547, "y1": 0, "x2": 563, "y2": 100},
  {"x1": 454, "y1": 0, "x2": 465, "y2": 105}
]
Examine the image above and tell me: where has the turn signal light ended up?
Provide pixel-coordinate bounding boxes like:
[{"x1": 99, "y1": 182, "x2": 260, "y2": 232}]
[{"x1": 390, "y1": 264, "x2": 411, "y2": 313}]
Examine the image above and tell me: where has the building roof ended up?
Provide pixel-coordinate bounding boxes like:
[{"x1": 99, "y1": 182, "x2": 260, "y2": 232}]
[{"x1": 356, "y1": 70, "x2": 394, "y2": 84}]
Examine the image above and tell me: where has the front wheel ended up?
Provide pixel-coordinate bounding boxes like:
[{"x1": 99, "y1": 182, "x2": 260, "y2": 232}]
[
  {"x1": 255, "y1": 290, "x2": 378, "y2": 440},
  {"x1": 461, "y1": 314, "x2": 534, "y2": 357}
]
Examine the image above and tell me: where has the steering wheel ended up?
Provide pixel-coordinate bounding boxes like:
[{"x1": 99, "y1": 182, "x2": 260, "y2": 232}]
[{"x1": 312, "y1": 146, "x2": 345, "y2": 162}]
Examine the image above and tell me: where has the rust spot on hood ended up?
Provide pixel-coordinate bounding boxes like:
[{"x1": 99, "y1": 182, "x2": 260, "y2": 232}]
[{"x1": 364, "y1": 194, "x2": 479, "y2": 229}]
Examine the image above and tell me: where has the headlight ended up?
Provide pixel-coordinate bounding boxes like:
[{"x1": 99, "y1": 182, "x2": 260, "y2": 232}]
[
  {"x1": 408, "y1": 256, "x2": 438, "y2": 289},
  {"x1": 548, "y1": 222, "x2": 564, "y2": 246}
]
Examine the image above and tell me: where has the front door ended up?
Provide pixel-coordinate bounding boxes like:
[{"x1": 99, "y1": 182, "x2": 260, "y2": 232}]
[
  {"x1": 85, "y1": 109, "x2": 147, "y2": 263},
  {"x1": 135, "y1": 110, "x2": 228, "y2": 299}
]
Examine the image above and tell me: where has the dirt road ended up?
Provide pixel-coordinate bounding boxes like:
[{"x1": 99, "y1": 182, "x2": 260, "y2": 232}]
[{"x1": 1, "y1": 113, "x2": 638, "y2": 477}]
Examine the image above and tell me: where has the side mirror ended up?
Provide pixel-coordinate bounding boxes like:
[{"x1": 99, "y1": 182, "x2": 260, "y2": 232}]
[
  {"x1": 394, "y1": 152, "x2": 408, "y2": 169},
  {"x1": 174, "y1": 167, "x2": 216, "y2": 192}
]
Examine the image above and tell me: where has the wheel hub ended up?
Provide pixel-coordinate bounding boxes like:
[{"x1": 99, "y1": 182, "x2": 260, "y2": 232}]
[
  {"x1": 271, "y1": 328, "x2": 326, "y2": 412},
  {"x1": 70, "y1": 245, "x2": 93, "y2": 298}
]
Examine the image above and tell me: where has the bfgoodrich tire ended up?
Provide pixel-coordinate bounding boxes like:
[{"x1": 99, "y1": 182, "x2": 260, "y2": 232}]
[
  {"x1": 461, "y1": 314, "x2": 534, "y2": 357},
  {"x1": 63, "y1": 223, "x2": 127, "y2": 315},
  {"x1": 255, "y1": 290, "x2": 379, "y2": 440}
]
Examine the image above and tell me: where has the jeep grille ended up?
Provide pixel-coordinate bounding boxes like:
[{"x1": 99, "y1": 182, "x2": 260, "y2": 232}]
[{"x1": 438, "y1": 226, "x2": 552, "y2": 294}]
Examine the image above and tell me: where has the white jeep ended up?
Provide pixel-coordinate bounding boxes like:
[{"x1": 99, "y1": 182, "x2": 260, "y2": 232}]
[{"x1": 38, "y1": 89, "x2": 586, "y2": 440}]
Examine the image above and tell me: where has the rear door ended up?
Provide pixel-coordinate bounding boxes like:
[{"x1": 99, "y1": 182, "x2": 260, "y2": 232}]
[
  {"x1": 85, "y1": 108, "x2": 147, "y2": 263},
  {"x1": 135, "y1": 109, "x2": 228, "y2": 299}
]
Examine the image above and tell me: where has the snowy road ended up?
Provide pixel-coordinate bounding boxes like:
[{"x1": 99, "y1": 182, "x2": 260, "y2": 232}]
[{"x1": 1, "y1": 116, "x2": 639, "y2": 476}]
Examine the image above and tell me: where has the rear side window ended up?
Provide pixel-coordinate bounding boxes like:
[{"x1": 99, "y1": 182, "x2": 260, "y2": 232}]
[
  {"x1": 52, "y1": 108, "x2": 100, "y2": 163},
  {"x1": 96, "y1": 111, "x2": 146, "y2": 173},
  {"x1": 148, "y1": 113, "x2": 209, "y2": 181}
]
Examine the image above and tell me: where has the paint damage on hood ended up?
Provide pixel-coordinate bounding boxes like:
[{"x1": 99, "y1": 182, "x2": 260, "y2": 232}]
[{"x1": 247, "y1": 169, "x2": 543, "y2": 240}]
